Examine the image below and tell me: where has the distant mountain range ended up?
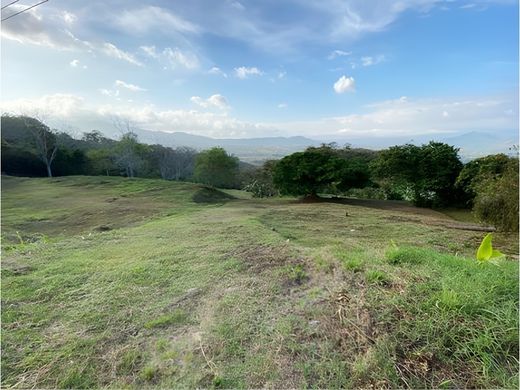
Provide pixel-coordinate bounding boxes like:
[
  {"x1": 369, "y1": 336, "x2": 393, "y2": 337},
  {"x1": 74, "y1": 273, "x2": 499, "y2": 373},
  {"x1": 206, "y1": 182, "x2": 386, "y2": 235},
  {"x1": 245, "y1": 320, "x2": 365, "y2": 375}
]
[
  {"x1": 126, "y1": 128, "x2": 517, "y2": 164},
  {"x1": 133, "y1": 128, "x2": 321, "y2": 164},
  {"x1": 442, "y1": 131, "x2": 518, "y2": 160}
]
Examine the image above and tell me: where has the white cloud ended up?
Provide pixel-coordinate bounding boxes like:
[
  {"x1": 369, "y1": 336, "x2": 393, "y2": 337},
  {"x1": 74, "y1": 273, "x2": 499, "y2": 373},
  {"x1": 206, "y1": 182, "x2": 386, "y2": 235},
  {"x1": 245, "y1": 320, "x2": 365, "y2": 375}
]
[
  {"x1": 115, "y1": 80, "x2": 147, "y2": 92},
  {"x1": 1, "y1": 5, "x2": 144, "y2": 67},
  {"x1": 163, "y1": 47, "x2": 199, "y2": 69},
  {"x1": 234, "y1": 66, "x2": 263, "y2": 79},
  {"x1": 140, "y1": 45, "x2": 199, "y2": 70},
  {"x1": 208, "y1": 67, "x2": 228, "y2": 77},
  {"x1": 1, "y1": 93, "x2": 516, "y2": 140},
  {"x1": 100, "y1": 106, "x2": 273, "y2": 138},
  {"x1": 114, "y1": 6, "x2": 200, "y2": 35},
  {"x1": 140, "y1": 45, "x2": 159, "y2": 59},
  {"x1": 326, "y1": 96, "x2": 518, "y2": 136},
  {"x1": 99, "y1": 89, "x2": 119, "y2": 97},
  {"x1": 0, "y1": 93, "x2": 85, "y2": 118},
  {"x1": 102, "y1": 43, "x2": 143, "y2": 66},
  {"x1": 229, "y1": 1, "x2": 245, "y2": 11},
  {"x1": 68, "y1": 59, "x2": 87, "y2": 69},
  {"x1": 190, "y1": 94, "x2": 229, "y2": 110},
  {"x1": 327, "y1": 1, "x2": 440, "y2": 38},
  {"x1": 206, "y1": 94, "x2": 229, "y2": 110},
  {"x1": 328, "y1": 49, "x2": 352, "y2": 59},
  {"x1": 261, "y1": 93, "x2": 518, "y2": 140},
  {"x1": 278, "y1": 103, "x2": 288, "y2": 109},
  {"x1": 188, "y1": 0, "x2": 456, "y2": 53},
  {"x1": 0, "y1": 93, "x2": 274, "y2": 138},
  {"x1": 333, "y1": 76, "x2": 356, "y2": 93},
  {"x1": 61, "y1": 11, "x2": 77, "y2": 25},
  {"x1": 360, "y1": 54, "x2": 386, "y2": 66},
  {"x1": 0, "y1": 4, "x2": 91, "y2": 50},
  {"x1": 278, "y1": 71, "x2": 287, "y2": 79}
]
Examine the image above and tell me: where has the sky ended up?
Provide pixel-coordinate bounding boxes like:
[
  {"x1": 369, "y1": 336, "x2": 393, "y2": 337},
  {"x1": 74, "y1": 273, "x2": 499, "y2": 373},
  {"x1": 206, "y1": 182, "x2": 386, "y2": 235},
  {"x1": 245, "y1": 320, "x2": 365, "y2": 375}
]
[{"x1": 1, "y1": 0, "x2": 518, "y2": 141}]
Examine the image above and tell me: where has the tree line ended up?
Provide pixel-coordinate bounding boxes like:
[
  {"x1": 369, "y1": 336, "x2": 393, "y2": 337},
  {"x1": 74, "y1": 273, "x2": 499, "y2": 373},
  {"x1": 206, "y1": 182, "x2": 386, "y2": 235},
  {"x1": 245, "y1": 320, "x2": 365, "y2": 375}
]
[
  {"x1": 246, "y1": 142, "x2": 518, "y2": 232},
  {"x1": 2, "y1": 114, "x2": 518, "y2": 231},
  {"x1": 1, "y1": 115, "x2": 241, "y2": 187}
]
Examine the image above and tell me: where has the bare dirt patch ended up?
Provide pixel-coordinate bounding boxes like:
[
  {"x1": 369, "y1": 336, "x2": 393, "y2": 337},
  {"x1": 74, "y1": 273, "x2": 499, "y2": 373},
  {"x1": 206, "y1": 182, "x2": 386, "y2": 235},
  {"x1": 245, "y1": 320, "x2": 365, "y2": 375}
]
[{"x1": 229, "y1": 244, "x2": 303, "y2": 272}]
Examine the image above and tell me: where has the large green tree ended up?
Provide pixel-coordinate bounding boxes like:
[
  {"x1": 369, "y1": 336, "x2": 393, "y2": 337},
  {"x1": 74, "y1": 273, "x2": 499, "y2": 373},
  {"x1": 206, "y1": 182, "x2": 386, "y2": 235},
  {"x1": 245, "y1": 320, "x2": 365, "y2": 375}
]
[
  {"x1": 113, "y1": 132, "x2": 148, "y2": 178},
  {"x1": 194, "y1": 147, "x2": 239, "y2": 188},
  {"x1": 371, "y1": 142, "x2": 463, "y2": 206},
  {"x1": 455, "y1": 153, "x2": 512, "y2": 203},
  {"x1": 273, "y1": 147, "x2": 369, "y2": 198}
]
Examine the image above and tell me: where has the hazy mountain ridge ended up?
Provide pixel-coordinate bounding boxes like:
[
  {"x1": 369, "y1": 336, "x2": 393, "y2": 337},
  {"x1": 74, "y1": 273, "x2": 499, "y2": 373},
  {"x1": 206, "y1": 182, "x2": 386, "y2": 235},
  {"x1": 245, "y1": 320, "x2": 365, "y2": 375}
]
[
  {"x1": 132, "y1": 128, "x2": 517, "y2": 163},
  {"x1": 133, "y1": 128, "x2": 321, "y2": 163}
]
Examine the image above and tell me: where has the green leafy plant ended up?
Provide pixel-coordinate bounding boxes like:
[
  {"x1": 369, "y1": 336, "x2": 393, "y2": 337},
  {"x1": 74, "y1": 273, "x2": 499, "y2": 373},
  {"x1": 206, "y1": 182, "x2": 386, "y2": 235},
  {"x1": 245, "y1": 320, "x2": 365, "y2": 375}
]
[{"x1": 476, "y1": 233, "x2": 504, "y2": 262}]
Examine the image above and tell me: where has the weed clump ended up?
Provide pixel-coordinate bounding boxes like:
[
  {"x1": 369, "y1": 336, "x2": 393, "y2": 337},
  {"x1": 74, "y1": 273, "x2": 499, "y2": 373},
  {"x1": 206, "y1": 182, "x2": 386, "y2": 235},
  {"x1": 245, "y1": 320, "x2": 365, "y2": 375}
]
[
  {"x1": 281, "y1": 264, "x2": 308, "y2": 285},
  {"x1": 386, "y1": 247, "x2": 428, "y2": 265},
  {"x1": 365, "y1": 270, "x2": 391, "y2": 285},
  {"x1": 342, "y1": 258, "x2": 364, "y2": 272},
  {"x1": 140, "y1": 365, "x2": 157, "y2": 381},
  {"x1": 144, "y1": 309, "x2": 188, "y2": 329}
]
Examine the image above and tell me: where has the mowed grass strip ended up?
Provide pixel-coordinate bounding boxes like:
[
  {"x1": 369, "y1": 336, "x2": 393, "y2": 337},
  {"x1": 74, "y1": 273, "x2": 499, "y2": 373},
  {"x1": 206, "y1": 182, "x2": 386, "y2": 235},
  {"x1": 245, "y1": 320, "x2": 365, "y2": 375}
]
[{"x1": 1, "y1": 176, "x2": 518, "y2": 388}]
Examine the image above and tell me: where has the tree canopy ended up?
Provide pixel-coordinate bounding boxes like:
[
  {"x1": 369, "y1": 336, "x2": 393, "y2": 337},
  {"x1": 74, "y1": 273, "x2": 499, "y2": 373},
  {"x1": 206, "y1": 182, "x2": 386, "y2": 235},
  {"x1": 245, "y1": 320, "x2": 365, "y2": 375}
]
[
  {"x1": 371, "y1": 142, "x2": 463, "y2": 206},
  {"x1": 194, "y1": 147, "x2": 239, "y2": 188},
  {"x1": 272, "y1": 146, "x2": 369, "y2": 197},
  {"x1": 455, "y1": 153, "x2": 512, "y2": 201}
]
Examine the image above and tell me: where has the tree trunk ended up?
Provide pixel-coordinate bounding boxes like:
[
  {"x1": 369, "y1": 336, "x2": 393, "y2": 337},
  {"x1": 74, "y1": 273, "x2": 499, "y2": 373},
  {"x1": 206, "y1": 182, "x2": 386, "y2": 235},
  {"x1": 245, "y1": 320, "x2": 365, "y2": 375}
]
[{"x1": 46, "y1": 162, "x2": 52, "y2": 177}]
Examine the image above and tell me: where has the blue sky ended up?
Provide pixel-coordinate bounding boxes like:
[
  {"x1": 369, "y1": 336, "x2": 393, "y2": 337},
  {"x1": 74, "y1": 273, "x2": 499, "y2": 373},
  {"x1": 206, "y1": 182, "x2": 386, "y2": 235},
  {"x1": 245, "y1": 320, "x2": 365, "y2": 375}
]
[{"x1": 1, "y1": 0, "x2": 518, "y2": 140}]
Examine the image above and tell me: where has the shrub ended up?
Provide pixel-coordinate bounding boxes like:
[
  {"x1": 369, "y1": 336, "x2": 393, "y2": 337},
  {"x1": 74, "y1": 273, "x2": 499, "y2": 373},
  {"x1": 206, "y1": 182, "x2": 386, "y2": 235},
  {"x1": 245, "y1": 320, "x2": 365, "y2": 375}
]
[
  {"x1": 242, "y1": 160, "x2": 278, "y2": 198},
  {"x1": 243, "y1": 179, "x2": 278, "y2": 198},
  {"x1": 473, "y1": 158, "x2": 519, "y2": 231}
]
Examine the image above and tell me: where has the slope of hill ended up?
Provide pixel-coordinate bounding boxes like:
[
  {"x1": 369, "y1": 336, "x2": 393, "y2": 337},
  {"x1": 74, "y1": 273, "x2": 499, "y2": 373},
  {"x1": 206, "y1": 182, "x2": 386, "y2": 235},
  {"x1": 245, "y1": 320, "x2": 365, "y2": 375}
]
[{"x1": 2, "y1": 176, "x2": 518, "y2": 389}]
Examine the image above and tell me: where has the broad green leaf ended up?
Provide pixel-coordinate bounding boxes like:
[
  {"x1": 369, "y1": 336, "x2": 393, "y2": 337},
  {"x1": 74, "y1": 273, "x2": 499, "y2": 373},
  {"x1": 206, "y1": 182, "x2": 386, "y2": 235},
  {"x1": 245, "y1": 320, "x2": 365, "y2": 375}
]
[
  {"x1": 491, "y1": 249, "x2": 504, "y2": 259},
  {"x1": 476, "y1": 233, "x2": 493, "y2": 261}
]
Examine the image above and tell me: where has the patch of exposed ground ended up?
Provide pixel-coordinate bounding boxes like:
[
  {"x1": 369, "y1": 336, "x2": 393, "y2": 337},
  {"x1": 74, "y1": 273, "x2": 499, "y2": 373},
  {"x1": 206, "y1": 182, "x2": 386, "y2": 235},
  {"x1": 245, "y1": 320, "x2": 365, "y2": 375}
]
[{"x1": 229, "y1": 244, "x2": 303, "y2": 272}]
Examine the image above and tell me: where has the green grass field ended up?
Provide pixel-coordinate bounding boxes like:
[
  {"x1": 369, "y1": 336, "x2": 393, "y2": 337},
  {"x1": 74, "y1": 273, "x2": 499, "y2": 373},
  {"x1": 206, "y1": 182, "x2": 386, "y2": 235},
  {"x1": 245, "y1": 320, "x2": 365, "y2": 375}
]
[{"x1": 2, "y1": 176, "x2": 518, "y2": 389}]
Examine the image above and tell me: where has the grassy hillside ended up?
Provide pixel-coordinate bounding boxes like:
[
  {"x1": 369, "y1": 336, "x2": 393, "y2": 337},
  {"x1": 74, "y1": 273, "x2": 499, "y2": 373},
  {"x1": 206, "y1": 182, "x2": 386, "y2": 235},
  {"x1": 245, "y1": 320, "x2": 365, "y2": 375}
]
[{"x1": 2, "y1": 176, "x2": 518, "y2": 388}]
